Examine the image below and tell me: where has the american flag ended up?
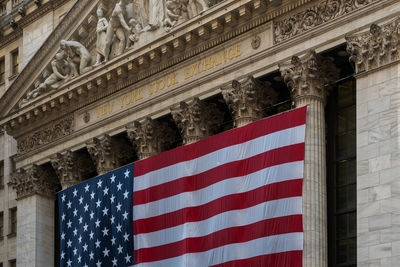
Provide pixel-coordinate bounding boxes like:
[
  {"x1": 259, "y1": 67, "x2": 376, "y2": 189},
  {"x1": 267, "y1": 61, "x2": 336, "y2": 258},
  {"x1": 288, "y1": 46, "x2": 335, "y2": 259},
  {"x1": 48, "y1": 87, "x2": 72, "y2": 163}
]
[
  {"x1": 58, "y1": 164, "x2": 134, "y2": 267},
  {"x1": 132, "y1": 107, "x2": 307, "y2": 266}
]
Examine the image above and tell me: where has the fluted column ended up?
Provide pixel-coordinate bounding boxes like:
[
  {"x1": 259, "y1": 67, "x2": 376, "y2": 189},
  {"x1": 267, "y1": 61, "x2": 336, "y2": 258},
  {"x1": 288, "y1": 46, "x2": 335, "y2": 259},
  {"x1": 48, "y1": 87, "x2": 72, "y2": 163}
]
[
  {"x1": 50, "y1": 150, "x2": 84, "y2": 190},
  {"x1": 221, "y1": 75, "x2": 277, "y2": 127},
  {"x1": 280, "y1": 50, "x2": 339, "y2": 267},
  {"x1": 86, "y1": 134, "x2": 118, "y2": 175},
  {"x1": 126, "y1": 117, "x2": 175, "y2": 160},
  {"x1": 9, "y1": 165, "x2": 59, "y2": 267},
  {"x1": 171, "y1": 97, "x2": 224, "y2": 145}
]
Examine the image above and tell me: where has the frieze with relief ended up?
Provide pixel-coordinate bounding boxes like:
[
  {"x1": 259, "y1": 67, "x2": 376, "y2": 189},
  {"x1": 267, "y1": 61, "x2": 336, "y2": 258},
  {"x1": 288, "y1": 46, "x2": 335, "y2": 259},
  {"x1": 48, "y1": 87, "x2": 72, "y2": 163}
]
[
  {"x1": 274, "y1": 0, "x2": 378, "y2": 43},
  {"x1": 17, "y1": 116, "x2": 74, "y2": 155},
  {"x1": 18, "y1": 0, "x2": 226, "y2": 108}
]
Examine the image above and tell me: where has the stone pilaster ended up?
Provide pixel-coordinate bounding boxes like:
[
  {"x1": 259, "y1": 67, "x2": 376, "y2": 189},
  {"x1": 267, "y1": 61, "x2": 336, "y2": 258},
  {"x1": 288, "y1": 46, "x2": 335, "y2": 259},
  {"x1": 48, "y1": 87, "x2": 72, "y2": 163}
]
[
  {"x1": 9, "y1": 165, "x2": 59, "y2": 267},
  {"x1": 280, "y1": 50, "x2": 339, "y2": 267},
  {"x1": 126, "y1": 117, "x2": 175, "y2": 160},
  {"x1": 50, "y1": 150, "x2": 84, "y2": 190},
  {"x1": 221, "y1": 75, "x2": 277, "y2": 127},
  {"x1": 86, "y1": 134, "x2": 118, "y2": 175},
  {"x1": 171, "y1": 97, "x2": 224, "y2": 145},
  {"x1": 346, "y1": 17, "x2": 400, "y2": 74}
]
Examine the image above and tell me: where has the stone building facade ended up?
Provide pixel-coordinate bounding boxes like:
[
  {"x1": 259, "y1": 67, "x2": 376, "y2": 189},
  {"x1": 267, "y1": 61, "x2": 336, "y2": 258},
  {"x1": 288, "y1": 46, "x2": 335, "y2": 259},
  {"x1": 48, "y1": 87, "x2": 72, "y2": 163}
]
[{"x1": 0, "y1": 0, "x2": 399, "y2": 266}]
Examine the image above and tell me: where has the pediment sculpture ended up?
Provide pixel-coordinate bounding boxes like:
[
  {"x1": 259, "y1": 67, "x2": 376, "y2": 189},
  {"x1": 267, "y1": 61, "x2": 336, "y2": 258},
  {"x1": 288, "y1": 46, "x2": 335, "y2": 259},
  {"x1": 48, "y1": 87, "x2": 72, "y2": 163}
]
[{"x1": 18, "y1": 0, "x2": 215, "y2": 108}]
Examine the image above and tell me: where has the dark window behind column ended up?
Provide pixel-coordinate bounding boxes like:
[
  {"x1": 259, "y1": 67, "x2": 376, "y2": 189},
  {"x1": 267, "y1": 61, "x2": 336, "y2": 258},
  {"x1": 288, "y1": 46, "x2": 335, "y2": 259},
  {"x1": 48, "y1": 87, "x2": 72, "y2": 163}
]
[{"x1": 327, "y1": 79, "x2": 356, "y2": 267}]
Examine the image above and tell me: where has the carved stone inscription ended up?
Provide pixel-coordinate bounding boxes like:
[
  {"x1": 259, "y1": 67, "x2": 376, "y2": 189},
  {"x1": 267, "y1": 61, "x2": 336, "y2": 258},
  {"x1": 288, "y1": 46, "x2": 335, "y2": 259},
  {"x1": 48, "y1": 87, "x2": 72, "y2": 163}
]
[{"x1": 75, "y1": 42, "x2": 249, "y2": 129}]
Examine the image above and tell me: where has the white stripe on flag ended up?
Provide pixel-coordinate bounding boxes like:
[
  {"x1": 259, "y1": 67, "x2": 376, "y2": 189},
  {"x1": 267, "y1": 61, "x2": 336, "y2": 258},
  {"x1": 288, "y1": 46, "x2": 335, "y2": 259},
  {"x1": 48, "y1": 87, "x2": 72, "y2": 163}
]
[
  {"x1": 135, "y1": 232, "x2": 303, "y2": 267},
  {"x1": 135, "y1": 196, "x2": 302, "y2": 249},
  {"x1": 134, "y1": 125, "x2": 306, "y2": 190},
  {"x1": 133, "y1": 161, "x2": 304, "y2": 219}
]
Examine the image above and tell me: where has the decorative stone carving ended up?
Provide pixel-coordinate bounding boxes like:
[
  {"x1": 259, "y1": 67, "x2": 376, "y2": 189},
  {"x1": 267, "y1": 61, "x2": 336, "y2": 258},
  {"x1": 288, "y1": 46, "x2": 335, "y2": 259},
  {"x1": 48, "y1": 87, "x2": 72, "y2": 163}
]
[
  {"x1": 279, "y1": 50, "x2": 339, "y2": 105},
  {"x1": 9, "y1": 165, "x2": 59, "y2": 200},
  {"x1": 17, "y1": 116, "x2": 74, "y2": 155},
  {"x1": 60, "y1": 40, "x2": 93, "y2": 76},
  {"x1": 346, "y1": 17, "x2": 400, "y2": 73},
  {"x1": 144, "y1": 0, "x2": 164, "y2": 31},
  {"x1": 95, "y1": 7, "x2": 109, "y2": 65},
  {"x1": 127, "y1": 117, "x2": 175, "y2": 159},
  {"x1": 163, "y1": 0, "x2": 189, "y2": 32},
  {"x1": 50, "y1": 151, "x2": 84, "y2": 189},
  {"x1": 86, "y1": 134, "x2": 119, "y2": 175},
  {"x1": 104, "y1": 0, "x2": 132, "y2": 61},
  {"x1": 221, "y1": 76, "x2": 277, "y2": 127},
  {"x1": 171, "y1": 97, "x2": 224, "y2": 144},
  {"x1": 187, "y1": 0, "x2": 209, "y2": 19},
  {"x1": 274, "y1": 0, "x2": 377, "y2": 43},
  {"x1": 9, "y1": 18, "x2": 17, "y2": 29},
  {"x1": 20, "y1": 53, "x2": 71, "y2": 106}
]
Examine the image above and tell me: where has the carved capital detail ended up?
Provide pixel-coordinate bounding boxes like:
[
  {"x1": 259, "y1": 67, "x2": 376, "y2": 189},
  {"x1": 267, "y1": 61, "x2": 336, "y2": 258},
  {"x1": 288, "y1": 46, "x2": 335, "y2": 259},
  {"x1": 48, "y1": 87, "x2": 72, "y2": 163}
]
[
  {"x1": 86, "y1": 134, "x2": 118, "y2": 175},
  {"x1": 9, "y1": 165, "x2": 59, "y2": 200},
  {"x1": 50, "y1": 151, "x2": 84, "y2": 189},
  {"x1": 346, "y1": 17, "x2": 400, "y2": 73},
  {"x1": 279, "y1": 50, "x2": 339, "y2": 105},
  {"x1": 221, "y1": 76, "x2": 277, "y2": 127},
  {"x1": 171, "y1": 97, "x2": 224, "y2": 145},
  {"x1": 127, "y1": 117, "x2": 174, "y2": 160},
  {"x1": 274, "y1": 0, "x2": 378, "y2": 43}
]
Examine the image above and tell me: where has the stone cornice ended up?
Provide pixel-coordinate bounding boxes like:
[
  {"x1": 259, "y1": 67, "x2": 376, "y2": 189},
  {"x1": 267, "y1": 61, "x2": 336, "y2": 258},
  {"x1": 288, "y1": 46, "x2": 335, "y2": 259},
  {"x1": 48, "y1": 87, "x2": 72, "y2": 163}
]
[
  {"x1": 0, "y1": 0, "x2": 72, "y2": 50},
  {"x1": 0, "y1": 0, "x2": 311, "y2": 136}
]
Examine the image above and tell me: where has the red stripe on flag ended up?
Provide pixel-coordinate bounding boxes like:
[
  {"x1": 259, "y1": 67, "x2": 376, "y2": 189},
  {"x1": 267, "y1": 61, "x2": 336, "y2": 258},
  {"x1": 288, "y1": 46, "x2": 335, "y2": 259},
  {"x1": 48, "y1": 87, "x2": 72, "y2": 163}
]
[
  {"x1": 133, "y1": 179, "x2": 303, "y2": 234},
  {"x1": 134, "y1": 107, "x2": 307, "y2": 176},
  {"x1": 134, "y1": 143, "x2": 305, "y2": 205},
  {"x1": 134, "y1": 215, "x2": 303, "y2": 263},
  {"x1": 210, "y1": 251, "x2": 303, "y2": 267}
]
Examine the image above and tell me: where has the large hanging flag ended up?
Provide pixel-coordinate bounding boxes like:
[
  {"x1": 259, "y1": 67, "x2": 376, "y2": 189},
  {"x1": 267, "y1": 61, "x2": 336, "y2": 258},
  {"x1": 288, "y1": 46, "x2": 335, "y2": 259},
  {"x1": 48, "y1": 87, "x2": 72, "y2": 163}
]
[
  {"x1": 58, "y1": 165, "x2": 134, "y2": 267},
  {"x1": 133, "y1": 107, "x2": 307, "y2": 266}
]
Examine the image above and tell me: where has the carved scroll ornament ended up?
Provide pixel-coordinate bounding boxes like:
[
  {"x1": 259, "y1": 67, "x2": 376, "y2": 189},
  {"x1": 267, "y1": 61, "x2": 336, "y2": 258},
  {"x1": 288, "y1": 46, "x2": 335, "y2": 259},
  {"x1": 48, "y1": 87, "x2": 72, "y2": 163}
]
[{"x1": 274, "y1": 0, "x2": 377, "y2": 43}]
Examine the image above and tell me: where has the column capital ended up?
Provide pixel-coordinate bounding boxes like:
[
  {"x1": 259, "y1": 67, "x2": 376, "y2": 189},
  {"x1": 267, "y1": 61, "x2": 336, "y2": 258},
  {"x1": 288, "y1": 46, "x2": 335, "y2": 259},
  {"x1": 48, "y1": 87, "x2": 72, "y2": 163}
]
[
  {"x1": 346, "y1": 17, "x2": 400, "y2": 73},
  {"x1": 221, "y1": 75, "x2": 277, "y2": 127},
  {"x1": 171, "y1": 97, "x2": 224, "y2": 144},
  {"x1": 9, "y1": 165, "x2": 59, "y2": 200},
  {"x1": 279, "y1": 50, "x2": 339, "y2": 105},
  {"x1": 86, "y1": 134, "x2": 118, "y2": 175},
  {"x1": 50, "y1": 150, "x2": 84, "y2": 189},
  {"x1": 126, "y1": 117, "x2": 175, "y2": 160}
]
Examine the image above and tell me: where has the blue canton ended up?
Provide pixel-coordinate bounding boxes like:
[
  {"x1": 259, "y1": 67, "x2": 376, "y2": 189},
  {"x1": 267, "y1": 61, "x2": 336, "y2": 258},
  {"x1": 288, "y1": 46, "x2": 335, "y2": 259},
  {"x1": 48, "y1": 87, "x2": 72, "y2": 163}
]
[{"x1": 58, "y1": 164, "x2": 134, "y2": 267}]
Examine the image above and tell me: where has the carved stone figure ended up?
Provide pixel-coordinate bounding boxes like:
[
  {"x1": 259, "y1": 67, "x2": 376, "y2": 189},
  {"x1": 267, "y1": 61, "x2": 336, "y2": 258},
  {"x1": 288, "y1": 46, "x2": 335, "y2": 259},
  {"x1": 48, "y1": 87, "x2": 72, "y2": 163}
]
[
  {"x1": 127, "y1": 18, "x2": 142, "y2": 48},
  {"x1": 104, "y1": 0, "x2": 131, "y2": 61},
  {"x1": 144, "y1": 0, "x2": 164, "y2": 31},
  {"x1": 95, "y1": 7, "x2": 109, "y2": 65},
  {"x1": 20, "y1": 53, "x2": 70, "y2": 106},
  {"x1": 164, "y1": 0, "x2": 188, "y2": 31},
  {"x1": 60, "y1": 40, "x2": 93, "y2": 76},
  {"x1": 187, "y1": 0, "x2": 208, "y2": 19}
]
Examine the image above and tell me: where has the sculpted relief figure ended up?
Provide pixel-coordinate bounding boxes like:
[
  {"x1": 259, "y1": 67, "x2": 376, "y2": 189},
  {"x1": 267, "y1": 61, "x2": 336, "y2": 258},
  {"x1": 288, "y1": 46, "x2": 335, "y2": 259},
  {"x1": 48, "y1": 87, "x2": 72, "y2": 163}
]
[
  {"x1": 187, "y1": 0, "x2": 208, "y2": 18},
  {"x1": 142, "y1": 0, "x2": 164, "y2": 31},
  {"x1": 60, "y1": 40, "x2": 93, "y2": 76},
  {"x1": 20, "y1": 53, "x2": 71, "y2": 106},
  {"x1": 95, "y1": 7, "x2": 109, "y2": 65},
  {"x1": 104, "y1": 0, "x2": 132, "y2": 61},
  {"x1": 164, "y1": 0, "x2": 188, "y2": 31}
]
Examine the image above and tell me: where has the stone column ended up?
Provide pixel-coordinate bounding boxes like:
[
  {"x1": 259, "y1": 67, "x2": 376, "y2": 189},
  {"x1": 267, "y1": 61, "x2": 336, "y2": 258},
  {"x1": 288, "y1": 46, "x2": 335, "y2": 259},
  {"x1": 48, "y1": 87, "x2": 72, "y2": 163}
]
[
  {"x1": 171, "y1": 97, "x2": 224, "y2": 145},
  {"x1": 86, "y1": 134, "x2": 119, "y2": 175},
  {"x1": 126, "y1": 117, "x2": 175, "y2": 160},
  {"x1": 221, "y1": 75, "x2": 277, "y2": 127},
  {"x1": 280, "y1": 50, "x2": 339, "y2": 267},
  {"x1": 9, "y1": 165, "x2": 59, "y2": 267},
  {"x1": 346, "y1": 19, "x2": 400, "y2": 266},
  {"x1": 50, "y1": 150, "x2": 84, "y2": 190}
]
